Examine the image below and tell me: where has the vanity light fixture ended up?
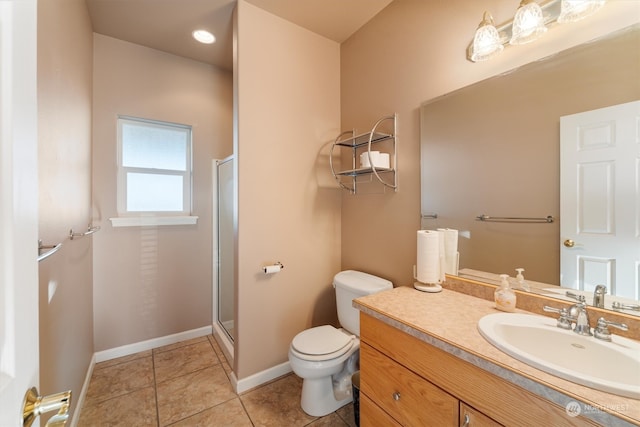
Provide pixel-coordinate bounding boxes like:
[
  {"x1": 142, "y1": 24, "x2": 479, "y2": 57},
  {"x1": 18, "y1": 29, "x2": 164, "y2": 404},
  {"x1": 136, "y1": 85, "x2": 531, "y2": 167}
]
[
  {"x1": 192, "y1": 29, "x2": 216, "y2": 44},
  {"x1": 467, "y1": 0, "x2": 606, "y2": 62}
]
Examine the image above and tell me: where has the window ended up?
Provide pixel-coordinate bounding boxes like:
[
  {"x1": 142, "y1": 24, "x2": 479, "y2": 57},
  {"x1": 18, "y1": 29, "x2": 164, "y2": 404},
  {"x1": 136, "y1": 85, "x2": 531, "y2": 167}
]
[{"x1": 117, "y1": 116, "x2": 193, "y2": 217}]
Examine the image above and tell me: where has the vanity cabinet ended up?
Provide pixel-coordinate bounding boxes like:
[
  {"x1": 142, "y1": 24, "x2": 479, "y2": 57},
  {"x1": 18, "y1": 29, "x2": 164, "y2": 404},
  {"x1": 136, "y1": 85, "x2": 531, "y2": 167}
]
[
  {"x1": 329, "y1": 114, "x2": 397, "y2": 194},
  {"x1": 359, "y1": 313, "x2": 599, "y2": 427}
]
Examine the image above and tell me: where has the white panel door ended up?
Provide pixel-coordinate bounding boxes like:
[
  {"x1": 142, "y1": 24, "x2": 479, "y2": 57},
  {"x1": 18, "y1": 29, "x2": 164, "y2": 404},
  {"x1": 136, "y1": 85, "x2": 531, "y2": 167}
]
[
  {"x1": 560, "y1": 100, "x2": 640, "y2": 299},
  {"x1": 0, "y1": 1, "x2": 40, "y2": 425}
]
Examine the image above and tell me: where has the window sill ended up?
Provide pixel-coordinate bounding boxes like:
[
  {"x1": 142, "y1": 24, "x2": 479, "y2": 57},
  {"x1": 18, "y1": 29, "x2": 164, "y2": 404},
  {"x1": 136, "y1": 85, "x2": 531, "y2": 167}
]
[{"x1": 109, "y1": 216, "x2": 199, "y2": 227}]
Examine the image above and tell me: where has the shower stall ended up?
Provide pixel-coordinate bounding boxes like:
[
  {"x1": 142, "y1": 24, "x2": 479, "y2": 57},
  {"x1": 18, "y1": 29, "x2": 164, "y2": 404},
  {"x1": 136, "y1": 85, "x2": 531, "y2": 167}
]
[{"x1": 212, "y1": 156, "x2": 234, "y2": 363}]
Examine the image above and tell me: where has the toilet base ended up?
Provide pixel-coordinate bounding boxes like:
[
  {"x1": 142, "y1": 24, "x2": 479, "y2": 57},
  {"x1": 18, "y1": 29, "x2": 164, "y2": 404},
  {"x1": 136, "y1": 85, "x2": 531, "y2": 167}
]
[
  {"x1": 300, "y1": 375, "x2": 353, "y2": 417},
  {"x1": 299, "y1": 351, "x2": 358, "y2": 417}
]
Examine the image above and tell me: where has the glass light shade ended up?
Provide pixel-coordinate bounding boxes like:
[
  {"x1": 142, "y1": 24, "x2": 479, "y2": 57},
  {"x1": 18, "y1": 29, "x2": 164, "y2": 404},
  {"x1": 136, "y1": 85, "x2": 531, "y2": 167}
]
[
  {"x1": 471, "y1": 13, "x2": 504, "y2": 62},
  {"x1": 557, "y1": 0, "x2": 605, "y2": 23},
  {"x1": 510, "y1": 0, "x2": 547, "y2": 45}
]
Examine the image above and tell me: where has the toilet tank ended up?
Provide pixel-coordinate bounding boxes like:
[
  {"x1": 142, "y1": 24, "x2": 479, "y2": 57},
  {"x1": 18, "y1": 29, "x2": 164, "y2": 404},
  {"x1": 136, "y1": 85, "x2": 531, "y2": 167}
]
[{"x1": 333, "y1": 270, "x2": 393, "y2": 336}]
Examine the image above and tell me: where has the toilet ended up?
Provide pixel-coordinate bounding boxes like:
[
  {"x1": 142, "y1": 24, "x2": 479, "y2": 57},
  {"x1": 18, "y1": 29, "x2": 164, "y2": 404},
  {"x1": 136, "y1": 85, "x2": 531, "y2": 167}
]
[{"x1": 288, "y1": 270, "x2": 393, "y2": 416}]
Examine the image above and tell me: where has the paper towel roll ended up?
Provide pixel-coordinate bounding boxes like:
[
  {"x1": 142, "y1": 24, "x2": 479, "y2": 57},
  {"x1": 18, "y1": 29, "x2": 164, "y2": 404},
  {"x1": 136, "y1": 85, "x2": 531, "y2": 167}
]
[
  {"x1": 416, "y1": 230, "x2": 442, "y2": 285},
  {"x1": 437, "y1": 228, "x2": 459, "y2": 275}
]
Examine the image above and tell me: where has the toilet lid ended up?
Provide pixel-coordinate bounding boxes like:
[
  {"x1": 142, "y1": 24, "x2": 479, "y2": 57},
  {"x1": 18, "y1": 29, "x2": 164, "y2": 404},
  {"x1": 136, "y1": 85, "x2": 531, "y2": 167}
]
[{"x1": 292, "y1": 325, "x2": 353, "y2": 356}]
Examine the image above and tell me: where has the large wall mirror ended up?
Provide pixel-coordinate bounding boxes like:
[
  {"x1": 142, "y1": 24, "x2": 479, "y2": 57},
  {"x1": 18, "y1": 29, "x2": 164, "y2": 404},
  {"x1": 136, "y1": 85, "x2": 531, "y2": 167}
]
[{"x1": 420, "y1": 24, "x2": 640, "y2": 316}]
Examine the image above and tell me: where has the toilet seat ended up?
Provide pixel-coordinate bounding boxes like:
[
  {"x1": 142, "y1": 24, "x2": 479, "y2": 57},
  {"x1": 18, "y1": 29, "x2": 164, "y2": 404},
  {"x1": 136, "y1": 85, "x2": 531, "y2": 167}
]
[{"x1": 291, "y1": 325, "x2": 355, "y2": 361}]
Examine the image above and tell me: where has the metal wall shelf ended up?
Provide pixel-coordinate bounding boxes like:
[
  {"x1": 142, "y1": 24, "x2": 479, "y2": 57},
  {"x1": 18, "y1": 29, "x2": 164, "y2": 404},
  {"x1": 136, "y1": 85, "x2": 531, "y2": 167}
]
[{"x1": 330, "y1": 114, "x2": 397, "y2": 194}]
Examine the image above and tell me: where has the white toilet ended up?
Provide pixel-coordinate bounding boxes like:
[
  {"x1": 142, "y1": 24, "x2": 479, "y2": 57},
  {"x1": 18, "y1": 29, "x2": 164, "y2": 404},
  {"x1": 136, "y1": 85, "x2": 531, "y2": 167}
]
[{"x1": 288, "y1": 270, "x2": 393, "y2": 416}]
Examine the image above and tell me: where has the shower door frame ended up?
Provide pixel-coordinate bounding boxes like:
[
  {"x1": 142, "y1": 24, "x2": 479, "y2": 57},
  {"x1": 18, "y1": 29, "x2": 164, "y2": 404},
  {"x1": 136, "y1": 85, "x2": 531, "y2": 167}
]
[{"x1": 212, "y1": 157, "x2": 234, "y2": 363}]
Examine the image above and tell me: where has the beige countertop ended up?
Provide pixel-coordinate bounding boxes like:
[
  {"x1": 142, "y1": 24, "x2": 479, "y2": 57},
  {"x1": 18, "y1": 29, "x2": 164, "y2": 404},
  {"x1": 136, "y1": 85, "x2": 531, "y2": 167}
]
[{"x1": 354, "y1": 286, "x2": 640, "y2": 427}]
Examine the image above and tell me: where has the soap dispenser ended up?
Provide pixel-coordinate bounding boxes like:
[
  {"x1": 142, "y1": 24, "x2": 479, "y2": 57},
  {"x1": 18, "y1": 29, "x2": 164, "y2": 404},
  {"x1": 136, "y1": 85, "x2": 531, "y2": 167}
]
[
  {"x1": 515, "y1": 268, "x2": 530, "y2": 292},
  {"x1": 495, "y1": 274, "x2": 516, "y2": 312}
]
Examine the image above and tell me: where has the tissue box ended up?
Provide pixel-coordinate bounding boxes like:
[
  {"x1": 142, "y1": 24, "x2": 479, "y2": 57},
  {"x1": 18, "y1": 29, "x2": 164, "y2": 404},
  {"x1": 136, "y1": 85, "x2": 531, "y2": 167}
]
[{"x1": 360, "y1": 151, "x2": 390, "y2": 168}]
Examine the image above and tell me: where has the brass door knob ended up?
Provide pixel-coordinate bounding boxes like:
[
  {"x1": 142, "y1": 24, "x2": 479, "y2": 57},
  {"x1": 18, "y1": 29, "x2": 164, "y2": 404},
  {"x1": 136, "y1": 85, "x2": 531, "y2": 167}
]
[
  {"x1": 23, "y1": 387, "x2": 72, "y2": 427},
  {"x1": 564, "y1": 239, "x2": 575, "y2": 248}
]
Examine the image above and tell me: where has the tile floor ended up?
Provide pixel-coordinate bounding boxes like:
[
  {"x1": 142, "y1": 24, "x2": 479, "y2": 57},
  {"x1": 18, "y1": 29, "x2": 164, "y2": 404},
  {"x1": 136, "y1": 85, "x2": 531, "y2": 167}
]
[{"x1": 78, "y1": 334, "x2": 357, "y2": 426}]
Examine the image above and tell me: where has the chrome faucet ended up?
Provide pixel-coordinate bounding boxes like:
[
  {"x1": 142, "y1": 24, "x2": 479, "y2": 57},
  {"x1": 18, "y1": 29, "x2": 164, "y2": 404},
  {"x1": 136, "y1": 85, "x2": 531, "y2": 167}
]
[
  {"x1": 544, "y1": 300, "x2": 592, "y2": 336},
  {"x1": 571, "y1": 302, "x2": 592, "y2": 336},
  {"x1": 593, "y1": 285, "x2": 607, "y2": 308}
]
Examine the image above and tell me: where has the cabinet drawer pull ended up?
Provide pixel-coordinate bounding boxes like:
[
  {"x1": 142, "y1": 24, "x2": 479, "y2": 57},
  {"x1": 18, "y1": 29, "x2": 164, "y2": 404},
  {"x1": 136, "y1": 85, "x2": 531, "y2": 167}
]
[
  {"x1": 460, "y1": 413, "x2": 470, "y2": 427},
  {"x1": 392, "y1": 392, "x2": 401, "y2": 401}
]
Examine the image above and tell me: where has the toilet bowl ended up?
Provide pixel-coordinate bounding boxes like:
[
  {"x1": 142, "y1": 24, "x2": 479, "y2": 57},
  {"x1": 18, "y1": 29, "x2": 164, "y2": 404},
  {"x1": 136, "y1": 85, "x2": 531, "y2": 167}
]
[{"x1": 288, "y1": 270, "x2": 392, "y2": 416}]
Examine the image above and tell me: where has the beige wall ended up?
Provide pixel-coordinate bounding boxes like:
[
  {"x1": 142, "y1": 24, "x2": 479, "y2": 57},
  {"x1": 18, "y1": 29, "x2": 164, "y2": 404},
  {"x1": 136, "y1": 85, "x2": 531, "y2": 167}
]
[
  {"x1": 91, "y1": 34, "x2": 233, "y2": 351},
  {"x1": 37, "y1": 0, "x2": 93, "y2": 419},
  {"x1": 340, "y1": 0, "x2": 640, "y2": 288},
  {"x1": 235, "y1": 1, "x2": 341, "y2": 379}
]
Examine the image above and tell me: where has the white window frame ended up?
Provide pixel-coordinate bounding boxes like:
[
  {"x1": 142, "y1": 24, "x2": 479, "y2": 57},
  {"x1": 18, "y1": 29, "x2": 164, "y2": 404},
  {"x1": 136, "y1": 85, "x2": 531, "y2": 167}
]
[{"x1": 111, "y1": 116, "x2": 198, "y2": 227}]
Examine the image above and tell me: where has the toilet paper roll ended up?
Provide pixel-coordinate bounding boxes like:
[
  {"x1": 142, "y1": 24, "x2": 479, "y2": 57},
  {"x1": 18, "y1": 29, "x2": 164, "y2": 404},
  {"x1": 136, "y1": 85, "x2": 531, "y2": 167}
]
[
  {"x1": 416, "y1": 230, "x2": 442, "y2": 285},
  {"x1": 263, "y1": 263, "x2": 283, "y2": 274},
  {"x1": 437, "y1": 228, "x2": 459, "y2": 275}
]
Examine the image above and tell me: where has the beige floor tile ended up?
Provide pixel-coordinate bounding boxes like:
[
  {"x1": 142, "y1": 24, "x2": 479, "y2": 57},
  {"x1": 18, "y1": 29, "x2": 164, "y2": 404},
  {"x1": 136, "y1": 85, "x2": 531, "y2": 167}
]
[
  {"x1": 170, "y1": 397, "x2": 253, "y2": 427},
  {"x1": 85, "y1": 356, "x2": 154, "y2": 404},
  {"x1": 308, "y1": 412, "x2": 350, "y2": 426},
  {"x1": 154, "y1": 340, "x2": 219, "y2": 383},
  {"x1": 94, "y1": 350, "x2": 152, "y2": 371},
  {"x1": 77, "y1": 386, "x2": 157, "y2": 427},
  {"x1": 153, "y1": 336, "x2": 208, "y2": 354},
  {"x1": 156, "y1": 365, "x2": 236, "y2": 426},
  {"x1": 240, "y1": 374, "x2": 317, "y2": 427},
  {"x1": 336, "y1": 402, "x2": 358, "y2": 427}
]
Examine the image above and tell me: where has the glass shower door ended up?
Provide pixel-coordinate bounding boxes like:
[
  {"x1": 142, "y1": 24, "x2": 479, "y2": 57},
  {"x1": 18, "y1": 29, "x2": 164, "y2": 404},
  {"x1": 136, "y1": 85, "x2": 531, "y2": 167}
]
[{"x1": 217, "y1": 157, "x2": 234, "y2": 341}]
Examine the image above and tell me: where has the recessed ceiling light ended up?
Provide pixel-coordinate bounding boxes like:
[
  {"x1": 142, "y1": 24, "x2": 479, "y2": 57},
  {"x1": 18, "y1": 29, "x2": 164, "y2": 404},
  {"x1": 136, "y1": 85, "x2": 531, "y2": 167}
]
[{"x1": 192, "y1": 30, "x2": 215, "y2": 44}]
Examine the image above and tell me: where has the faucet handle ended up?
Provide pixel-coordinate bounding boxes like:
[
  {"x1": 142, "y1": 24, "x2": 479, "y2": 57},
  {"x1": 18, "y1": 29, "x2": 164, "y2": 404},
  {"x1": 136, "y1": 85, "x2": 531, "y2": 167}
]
[
  {"x1": 543, "y1": 306, "x2": 572, "y2": 330},
  {"x1": 594, "y1": 317, "x2": 628, "y2": 342},
  {"x1": 565, "y1": 292, "x2": 586, "y2": 303}
]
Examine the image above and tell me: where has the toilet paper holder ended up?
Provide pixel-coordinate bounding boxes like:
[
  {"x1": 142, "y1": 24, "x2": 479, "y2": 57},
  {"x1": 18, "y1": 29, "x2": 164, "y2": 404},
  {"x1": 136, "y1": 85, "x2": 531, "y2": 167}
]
[{"x1": 262, "y1": 261, "x2": 284, "y2": 274}]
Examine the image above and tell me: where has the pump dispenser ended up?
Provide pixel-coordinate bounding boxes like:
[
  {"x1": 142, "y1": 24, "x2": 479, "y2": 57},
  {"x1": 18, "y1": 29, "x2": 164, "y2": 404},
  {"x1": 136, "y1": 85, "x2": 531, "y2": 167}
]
[
  {"x1": 515, "y1": 268, "x2": 530, "y2": 292},
  {"x1": 495, "y1": 274, "x2": 516, "y2": 312}
]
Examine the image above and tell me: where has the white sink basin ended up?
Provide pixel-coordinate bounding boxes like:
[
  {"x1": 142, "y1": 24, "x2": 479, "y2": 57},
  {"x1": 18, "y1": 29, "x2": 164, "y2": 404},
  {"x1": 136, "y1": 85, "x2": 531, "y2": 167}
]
[{"x1": 478, "y1": 312, "x2": 640, "y2": 398}]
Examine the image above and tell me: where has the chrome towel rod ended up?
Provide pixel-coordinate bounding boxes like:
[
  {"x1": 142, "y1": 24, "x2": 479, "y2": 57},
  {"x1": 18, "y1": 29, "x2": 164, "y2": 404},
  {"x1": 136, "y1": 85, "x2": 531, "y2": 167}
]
[
  {"x1": 69, "y1": 225, "x2": 101, "y2": 240},
  {"x1": 476, "y1": 214, "x2": 554, "y2": 223},
  {"x1": 38, "y1": 241, "x2": 63, "y2": 262}
]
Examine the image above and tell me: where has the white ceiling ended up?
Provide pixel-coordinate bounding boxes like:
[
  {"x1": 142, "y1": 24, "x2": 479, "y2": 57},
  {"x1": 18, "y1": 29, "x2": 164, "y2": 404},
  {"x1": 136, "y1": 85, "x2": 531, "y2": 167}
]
[{"x1": 85, "y1": 0, "x2": 394, "y2": 71}]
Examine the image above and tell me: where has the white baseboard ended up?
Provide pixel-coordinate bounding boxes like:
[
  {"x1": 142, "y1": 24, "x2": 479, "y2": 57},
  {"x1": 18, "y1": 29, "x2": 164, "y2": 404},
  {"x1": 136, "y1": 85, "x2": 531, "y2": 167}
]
[
  {"x1": 235, "y1": 361, "x2": 292, "y2": 394},
  {"x1": 94, "y1": 325, "x2": 212, "y2": 363},
  {"x1": 69, "y1": 353, "x2": 96, "y2": 427}
]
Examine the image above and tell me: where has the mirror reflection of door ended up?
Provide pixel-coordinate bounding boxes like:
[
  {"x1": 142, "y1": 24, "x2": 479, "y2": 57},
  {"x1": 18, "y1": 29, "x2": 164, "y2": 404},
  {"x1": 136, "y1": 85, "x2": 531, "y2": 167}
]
[
  {"x1": 560, "y1": 100, "x2": 640, "y2": 300},
  {"x1": 217, "y1": 157, "x2": 235, "y2": 340}
]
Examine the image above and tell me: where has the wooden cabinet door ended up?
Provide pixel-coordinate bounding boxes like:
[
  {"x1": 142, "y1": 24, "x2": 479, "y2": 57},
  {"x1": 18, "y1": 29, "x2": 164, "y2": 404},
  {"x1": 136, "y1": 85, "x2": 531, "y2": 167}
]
[
  {"x1": 361, "y1": 343, "x2": 458, "y2": 426},
  {"x1": 460, "y1": 403, "x2": 503, "y2": 427},
  {"x1": 360, "y1": 394, "x2": 402, "y2": 427}
]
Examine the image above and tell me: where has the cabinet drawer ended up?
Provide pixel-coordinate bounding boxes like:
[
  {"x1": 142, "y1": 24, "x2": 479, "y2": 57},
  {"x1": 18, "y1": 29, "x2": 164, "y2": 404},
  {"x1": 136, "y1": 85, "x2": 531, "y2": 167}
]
[
  {"x1": 360, "y1": 394, "x2": 402, "y2": 427},
  {"x1": 361, "y1": 342, "x2": 458, "y2": 426},
  {"x1": 460, "y1": 403, "x2": 503, "y2": 427}
]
